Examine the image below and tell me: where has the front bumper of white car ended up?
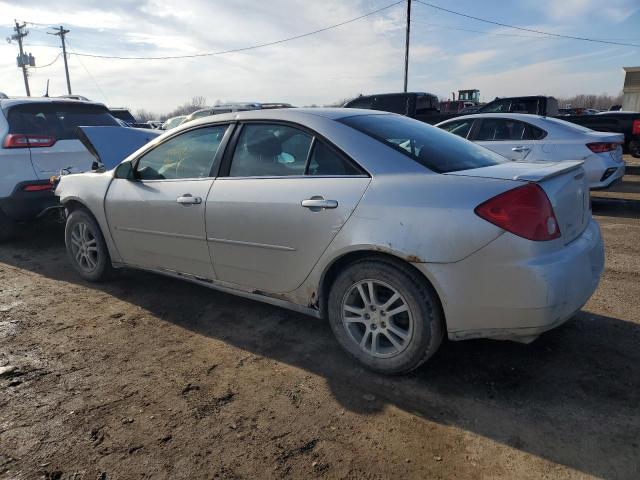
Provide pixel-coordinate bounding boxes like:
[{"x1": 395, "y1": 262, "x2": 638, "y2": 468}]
[{"x1": 415, "y1": 218, "x2": 604, "y2": 343}]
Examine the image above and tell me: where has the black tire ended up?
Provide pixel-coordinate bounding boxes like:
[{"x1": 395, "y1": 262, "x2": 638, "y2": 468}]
[
  {"x1": 630, "y1": 141, "x2": 640, "y2": 159},
  {"x1": 327, "y1": 258, "x2": 444, "y2": 375},
  {"x1": 0, "y1": 209, "x2": 16, "y2": 242},
  {"x1": 65, "y1": 209, "x2": 112, "y2": 282}
]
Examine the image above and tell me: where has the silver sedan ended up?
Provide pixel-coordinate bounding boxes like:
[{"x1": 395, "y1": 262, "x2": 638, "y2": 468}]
[{"x1": 55, "y1": 108, "x2": 604, "y2": 374}]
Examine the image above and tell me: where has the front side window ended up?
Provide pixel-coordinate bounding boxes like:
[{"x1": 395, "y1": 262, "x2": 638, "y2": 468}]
[
  {"x1": 439, "y1": 119, "x2": 474, "y2": 139},
  {"x1": 340, "y1": 114, "x2": 507, "y2": 173},
  {"x1": 136, "y1": 125, "x2": 228, "y2": 180},
  {"x1": 475, "y1": 119, "x2": 528, "y2": 141},
  {"x1": 229, "y1": 124, "x2": 312, "y2": 177}
]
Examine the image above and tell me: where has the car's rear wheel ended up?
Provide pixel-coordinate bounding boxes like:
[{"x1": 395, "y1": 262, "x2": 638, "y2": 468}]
[
  {"x1": 0, "y1": 209, "x2": 16, "y2": 242},
  {"x1": 65, "y1": 209, "x2": 112, "y2": 282},
  {"x1": 328, "y1": 258, "x2": 444, "y2": 374},
  {"x1": 630, "y1": 140, "x2": 640, "y2": 159}
]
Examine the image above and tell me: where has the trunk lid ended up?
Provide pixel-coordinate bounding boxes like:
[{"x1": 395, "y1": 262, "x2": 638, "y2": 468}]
[{"x1": 447, "y1": 161, "x2": 590, "y2": 243}]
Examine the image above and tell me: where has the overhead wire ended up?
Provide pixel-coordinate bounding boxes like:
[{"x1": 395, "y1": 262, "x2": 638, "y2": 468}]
[
  {"x1": 413, "y1": 0, "x2": 640, "y2": 48},
  {"x1": 61, "y1": 1, "x2": 404, "y2": 60},
  {"x1": 31, "y1": 52, "x2": 62, "y2": 68},
  {"x1": 65, "y1": 40, "x2": 111, "y2": 104}
]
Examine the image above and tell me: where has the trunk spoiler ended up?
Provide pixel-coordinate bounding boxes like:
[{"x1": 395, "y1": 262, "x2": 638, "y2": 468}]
[
  {"x1": 445, "y1": 160, "x2": 584, "y2": 183},
  {"x1": 75, "y1": 126, "x2": 162, "y2": 170}
]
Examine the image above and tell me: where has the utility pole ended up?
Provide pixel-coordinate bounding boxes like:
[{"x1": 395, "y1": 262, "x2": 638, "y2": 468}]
[
  {"x1": 50, "y1": 26, "x2": 72, "y2": 94},
  {"x1": 13, "y1": 21, "x2": 31, "y2": 96},
  {"x1": 403, "y1": 0, "x2": 411, "y2": 92}
]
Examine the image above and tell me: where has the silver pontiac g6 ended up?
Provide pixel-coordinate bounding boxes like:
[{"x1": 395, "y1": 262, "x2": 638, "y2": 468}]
[{"x1": 55, "y1": 108, "x2": 604, "y2": 374}]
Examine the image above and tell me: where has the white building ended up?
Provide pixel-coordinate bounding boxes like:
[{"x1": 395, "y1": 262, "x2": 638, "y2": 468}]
[{"x1": 622, "y1": 66, "x2": 640, "y2": 111}]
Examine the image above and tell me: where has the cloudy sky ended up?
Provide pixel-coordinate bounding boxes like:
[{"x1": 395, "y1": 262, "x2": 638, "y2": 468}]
[{"x1": 1, "y1": 0, "x2": 639, "y2": 114}]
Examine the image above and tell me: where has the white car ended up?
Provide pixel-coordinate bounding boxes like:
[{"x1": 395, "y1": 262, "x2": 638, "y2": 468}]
[
  {"x1": 0, "y1": 97, "x2": 121, "y2": 240},
  {"x1": 55, "y1": 109, "x2": 604, "y2": 374},
  {"x1": 436, "y1": 113, "x2": 625, "y2": 189}
]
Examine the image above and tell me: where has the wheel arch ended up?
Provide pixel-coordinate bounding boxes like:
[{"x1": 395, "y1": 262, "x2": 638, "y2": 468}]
[{"x1": 317, "y1": 249, "x2": 447, "y2": 329}]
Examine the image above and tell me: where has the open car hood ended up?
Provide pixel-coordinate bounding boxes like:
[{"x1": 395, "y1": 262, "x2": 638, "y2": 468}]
[{"x1": 76, "y1": 126, "x2": 162, "y2": 170}]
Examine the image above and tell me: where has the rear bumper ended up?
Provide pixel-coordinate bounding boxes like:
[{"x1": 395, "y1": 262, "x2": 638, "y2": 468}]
[
  {"x1": 0, "y1": 180, "x2": 59, "y2": 222},
  {"x1": 584, "y1": 153, "x2": 625, "y2": 189},
  {"x1": 416, "y1": 219, "x2": 604, "y2": 342}
]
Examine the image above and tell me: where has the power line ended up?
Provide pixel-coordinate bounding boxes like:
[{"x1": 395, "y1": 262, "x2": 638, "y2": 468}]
[
  {"x1": 64, "y1": 1, "x2": 404, "y2": 60},
  {"x1": 31, "y1": 52, "x2": 62, "y2": 68},
  {"x1": 413, "y1": 0, "x2": 640, "y2": 48},
  {"x1": 65, "y1": 40, "x2": 111, "y2": 104},
  {"x1": 410, "y1": 19, "x2": 556, "y2": 38}
]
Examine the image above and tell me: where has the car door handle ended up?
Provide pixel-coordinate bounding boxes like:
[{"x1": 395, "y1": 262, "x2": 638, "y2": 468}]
[
  {"x1": 301, "y1": 197, "x2": 338, "y2": 210},
  {"x1": 512, "y1": 146, "x2": 531, "y2": 152},
  {"x1": 176, "y1": 195, "x2": 202, "y2": 205}
]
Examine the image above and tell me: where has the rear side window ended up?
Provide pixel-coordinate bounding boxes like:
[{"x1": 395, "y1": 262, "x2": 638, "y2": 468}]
[
  {"x1": 307, "y1": 141, "x2": 361, "y2": 176},
  {"x1": 7, "y1": 103, "x2": 118, "y2": 140},
  {"x1": 229, "y1": 124, "x2": 313, "y2": 177},
  {"x1": 340, "y1": 114, "x2": 507, "y2": 173},
  {"x1": 475, "y1": 119, "x2": 528, "y2": 141}
]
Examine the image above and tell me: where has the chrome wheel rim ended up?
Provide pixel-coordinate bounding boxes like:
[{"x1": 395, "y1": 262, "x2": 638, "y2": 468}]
[
  {"x1": 341, "y1": 279, "x2": 414, "y2": 358},
  {"x1": 70, "y1": 222, "x2": 99, "y2": 272}
]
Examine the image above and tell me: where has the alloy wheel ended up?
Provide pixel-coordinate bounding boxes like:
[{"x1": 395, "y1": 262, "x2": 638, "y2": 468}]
[
  {"x1": 341, "y1": 279, "x2": 414, "y2": 358},
  {"x1": 69, "y1": 221, "x2": 99, "y2": 273}
]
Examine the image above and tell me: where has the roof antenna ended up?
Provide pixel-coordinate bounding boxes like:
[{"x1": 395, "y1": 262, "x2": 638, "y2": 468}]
[{"x1": 44, "y1": 79, "x2": 50, "y2": 97}]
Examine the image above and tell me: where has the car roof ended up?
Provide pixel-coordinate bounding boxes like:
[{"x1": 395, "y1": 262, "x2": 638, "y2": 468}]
[
  {"x1": 0, "y1": 97, "x2": 107, "y2": 109},
  {"x1": 181, "y1": 107, "x2": 389, "y2": 129}
]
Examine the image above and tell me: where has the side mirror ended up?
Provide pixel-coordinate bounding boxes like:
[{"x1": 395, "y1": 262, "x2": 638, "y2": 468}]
[{"x1": 113, "y1": 161, "x2": 137, "y2": 180}]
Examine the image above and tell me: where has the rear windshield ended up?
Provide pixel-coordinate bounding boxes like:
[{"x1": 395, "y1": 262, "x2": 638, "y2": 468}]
[
  {"x1": 340, "y1": 114, "x2": 508, "y2": 173},
  {"x1": 541, "y1": 116, "x2": 593, "y2": 133},
  {"x1": 7, "y1": 103, "x2": 119, "y2": 140}
]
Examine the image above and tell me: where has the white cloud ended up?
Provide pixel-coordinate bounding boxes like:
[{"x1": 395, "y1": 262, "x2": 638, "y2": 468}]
[
  {"x1": 456, "y1": 50, "x2": 498, "y2": 68},
  {"x1": 526, "y1": 0, "x2": 639, "y2": 22}
]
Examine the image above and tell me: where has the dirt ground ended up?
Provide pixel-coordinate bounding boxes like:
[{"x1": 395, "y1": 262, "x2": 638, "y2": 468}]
[{"x1": 1, "y1": 157, "x2": 639, "y2": 480}]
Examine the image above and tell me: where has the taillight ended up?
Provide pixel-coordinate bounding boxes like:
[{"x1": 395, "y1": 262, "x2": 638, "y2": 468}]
[
  {"x1": 633, "y1": 119, "x2": 640, "y2": 136},
  {"x1": 474, "y1": 184, "x2": 561, "y2": 241},
  {"x1": 3, "y1": 134, "x2": 56, "y2": 148},
  {"x1": 586, "y1": 142, "x2": 618, "y2": 153},
  {"x1": 23, "y1": 184, "x2": 53, "y2": 192}
]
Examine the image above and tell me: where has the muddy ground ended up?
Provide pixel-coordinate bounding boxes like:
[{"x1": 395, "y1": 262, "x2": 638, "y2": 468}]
[{"x1": 0, "y1": 158, "x2": 639, "y2": 479}]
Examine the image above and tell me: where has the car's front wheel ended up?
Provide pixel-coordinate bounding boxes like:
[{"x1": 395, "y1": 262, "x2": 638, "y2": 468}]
[
  {"x1": 65, "y1": 209, "x2": 112, "y2": 282},
  {"x1": 328, "y1": 258, "x2": 444, "y2": 374}
]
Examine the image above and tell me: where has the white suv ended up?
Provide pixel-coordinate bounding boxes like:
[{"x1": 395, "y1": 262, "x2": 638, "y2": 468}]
[{"x1": 0, "y1": 97, "x2": 119, "y2": 240}]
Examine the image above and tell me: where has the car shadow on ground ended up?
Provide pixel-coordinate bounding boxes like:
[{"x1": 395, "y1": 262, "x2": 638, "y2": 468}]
[
  {"x1": 592, "y1": 197, "x2": 640, "y2": 219},
  {"x1": 2, "y1": 221, "x2": 639, "y2": 479}
]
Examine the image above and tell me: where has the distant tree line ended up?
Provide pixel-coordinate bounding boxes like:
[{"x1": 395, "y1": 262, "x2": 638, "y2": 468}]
[{"x1": 556, "y1": 92, "x2": 623, "y2": 110}]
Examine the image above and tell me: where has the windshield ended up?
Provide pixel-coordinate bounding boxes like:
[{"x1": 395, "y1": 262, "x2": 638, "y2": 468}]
[
  {"x1": 340, "y1": 114, "x2": 508, "y2": 173},
  {"x1": 162, "y1": 116, "x2": 185, "y2": 130}
]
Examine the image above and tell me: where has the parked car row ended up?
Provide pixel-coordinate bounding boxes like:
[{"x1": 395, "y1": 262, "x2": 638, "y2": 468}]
[{"x1": 344, "y1": 93, "x2": 640, "y2": 158}]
